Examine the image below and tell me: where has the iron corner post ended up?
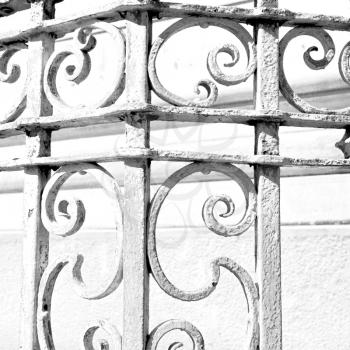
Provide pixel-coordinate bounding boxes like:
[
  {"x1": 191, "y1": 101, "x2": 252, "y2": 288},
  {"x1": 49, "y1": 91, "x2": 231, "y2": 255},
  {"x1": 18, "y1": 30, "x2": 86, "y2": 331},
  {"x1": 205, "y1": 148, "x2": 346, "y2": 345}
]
[
  {"x1": 123, "y1": 10, "x2": 152, "y2": 350},
  {"x1": 20, "y1": 1, "x2": 56, "y2": 349},
  {"x1": 254, "y1": 0, "x2": 282, "y2": 349}
]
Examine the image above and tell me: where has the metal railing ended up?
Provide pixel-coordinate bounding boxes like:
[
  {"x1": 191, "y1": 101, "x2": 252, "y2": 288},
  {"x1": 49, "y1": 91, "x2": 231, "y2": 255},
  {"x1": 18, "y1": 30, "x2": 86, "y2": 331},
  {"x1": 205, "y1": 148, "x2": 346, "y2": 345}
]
[{"x1": 0, "y1": 0, "x2": 348, "y2": 349}]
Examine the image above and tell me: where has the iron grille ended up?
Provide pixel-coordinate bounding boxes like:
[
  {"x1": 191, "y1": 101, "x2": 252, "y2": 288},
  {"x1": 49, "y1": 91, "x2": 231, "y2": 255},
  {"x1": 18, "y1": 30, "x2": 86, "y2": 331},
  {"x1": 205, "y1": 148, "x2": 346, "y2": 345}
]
[{"x1": 0, "y1": 0, "x2": 348, "y2": 349}]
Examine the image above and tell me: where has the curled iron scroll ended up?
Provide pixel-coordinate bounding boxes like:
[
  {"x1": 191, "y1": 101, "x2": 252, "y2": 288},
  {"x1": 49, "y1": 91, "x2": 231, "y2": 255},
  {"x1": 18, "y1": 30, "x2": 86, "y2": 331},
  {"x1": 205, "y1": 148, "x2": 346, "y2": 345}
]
[
  {"x1": 146, "y1": 258, "x2": 259, "y2": 350},
  {"x1": 339, "y1": 41, "x2": 350, "y2": 90},
  {"x1": 41, "y1": 163, "x2": 123, "y2": 300},
  {"x1": 147, "y1": 320, "x2": 204, "y2": 350},
  {"x1": 44, "y1": 21, "x2": 125, "y2": 111},
  {"x1": 37, "y1": 256, "x2": 122, "y2": 350},
  {"x1": 279, "y1": 27, "x2": 350, "y2": 114},
  {"x1": 83, "y1": 320, "x2": 122, "y2": 350},
  {"x1": 148, "y1": 17, "x2": 256, "y2": 107},
  {"x1": 0, "y1": 43, "x2": 27, "y2": 123},
  {"x1": 147, "y1": 163, "x2": 258, "y2": 349}
]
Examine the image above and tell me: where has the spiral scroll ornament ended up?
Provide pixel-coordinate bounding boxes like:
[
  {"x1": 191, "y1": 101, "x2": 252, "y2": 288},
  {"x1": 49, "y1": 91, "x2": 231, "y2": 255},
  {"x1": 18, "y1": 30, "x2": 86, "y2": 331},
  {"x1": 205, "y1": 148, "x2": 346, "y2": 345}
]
[
  {"x1": 83, "y1": 320, "x2": 122, "y2": 350},
  {"x1": 37, "y1": 256, "x2": 122, "y2": 350},
  {"x1": 41, "y1": 163, "x2": 123, "y2": 300},
  {"x1": 44, "y1": 21, "x2": 125, "y2": 111},
  {"x1": 147, "y1": 320, "x2": 204, "y2": 350},
  {"x1": 147, "y1": 163, "x2": 258, "y2": 349},
  {"x1": 338, "y1": 41, "x2": 350, "y2": 91},
  {"x1": 148, "y1": 17, "x2": 256, "y2": 107},
  {"x1": 0, "y1": 43, "x2": 27, "y2": 123},
  {"x1": 278, "y1": 27, "x2": 350, "y2": 114}
]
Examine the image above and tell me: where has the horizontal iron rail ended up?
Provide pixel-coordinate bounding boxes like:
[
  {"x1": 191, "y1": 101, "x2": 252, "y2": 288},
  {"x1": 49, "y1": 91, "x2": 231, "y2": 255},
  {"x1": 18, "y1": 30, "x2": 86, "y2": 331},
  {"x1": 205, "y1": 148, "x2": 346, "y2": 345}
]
[
  {"x1": 0, "y1": 105, "x2": 350, "y2": 138},
  {"x1": 0, "y1": 3, "x2": 350, "y2": 45},
  {"x1": 0, "y1": 164, "x2": 349, "y2": 196},
  {"x1": 150, "y1": 106, "x2": 350, "y2": 129},
  {"x1": 0, "y1": 147, "x2": 349, "y2": 171},
  {"x1": 282, "y1": 219, "x2": 350, "y2": 226},
  {"x1": 160, "y1": 219, "x2": 350, "y2": 228},
  {"x1": 0, "y1": 104, "x2": 139, "y2": 138}
]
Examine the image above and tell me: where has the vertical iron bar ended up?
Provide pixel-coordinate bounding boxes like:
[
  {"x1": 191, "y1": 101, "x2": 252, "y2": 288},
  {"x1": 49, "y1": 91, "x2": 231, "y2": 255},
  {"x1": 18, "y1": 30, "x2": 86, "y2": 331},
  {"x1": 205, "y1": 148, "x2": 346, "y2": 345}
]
[
  {"x1": 20, "y1": 1, "x2": 55, "y2": 349},
  {"x1": 123, "y1": 11, "x2": 151, "y2": 350},
  {"x1": 254, "y1": 0, "x2": 282, "y2": 349}
]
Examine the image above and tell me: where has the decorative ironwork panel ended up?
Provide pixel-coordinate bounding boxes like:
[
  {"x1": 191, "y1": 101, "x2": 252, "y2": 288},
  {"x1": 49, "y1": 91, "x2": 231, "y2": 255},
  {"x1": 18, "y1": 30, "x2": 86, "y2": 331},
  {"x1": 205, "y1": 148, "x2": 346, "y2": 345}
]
[{"x1": 0, "y1": 0, "x2": 346, "y2": 349}]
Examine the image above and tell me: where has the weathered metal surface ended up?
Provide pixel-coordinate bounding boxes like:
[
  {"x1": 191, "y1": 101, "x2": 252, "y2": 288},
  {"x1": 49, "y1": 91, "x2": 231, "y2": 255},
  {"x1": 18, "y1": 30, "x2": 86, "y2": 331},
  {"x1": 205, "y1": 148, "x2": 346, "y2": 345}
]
[
  {"x1": 37, "y1": 256, "x2": 123, "y2": 350},
  {"x1": 147, "y1": 258, "x2": 258, "y2": 349},
  {"x1": 40, "y1": 163, "x2": 123, "y2": 298},
  {"x1": 254, "y1": 124, "x2": 282, "y2": 350},
  {"x1": 0, "y1": 6, "x2": 349, "y2": 134},
  {"x1": 2, "y1": 105, "x2": 350, "y2": 140},
  {"x1": 37, "y1": 163, "x2": 123, "y2": 350},
  {"x1": 1, "y1": 147, "x2": 350, "y2": 171},
  {"x1": 2, "y1": 3, "x2": 350, "y2": 47},
  {"x1": 147, "y1": 162, "x2": 259, "y2": 348},
  {"x1": 20, "y1": 2, "x2": 54, "y2": 349},
  {"x1": 147, "y1": 320, "x2": 204, "y2": 350},
  {"x1": 148, "y1": 106, "x2": 350, "y2": 128},
  {"x1": 278, "y1": 27, "x2": 350, "y2": 114},
  {"x1": 21, "y1": 129, "x2": 51, "y2": 350},
  {"x1": 0, "y1": 43, "x2": 27, "y2": 122},
  {"x1": 254, "y1": 0, "x2": 282, "y2": 349},
  {"x1": 4, "y1": 0, "x2": 348, "y2": 349},
  {"x1": 37, "y1": 162, "x2": 124, "y2": 348},
  {"x1": 44, "y1": 21, "x2": 125, "y2": 112},
  {"x1": 82, "y1": 320, "x2": 122, "y2": 350},
  {"x1": 148, "y1": 16, "x2": 256, "y2": 107},
  {"x1": 123, "y1": 11, "x2": 151, "y2": 350}
]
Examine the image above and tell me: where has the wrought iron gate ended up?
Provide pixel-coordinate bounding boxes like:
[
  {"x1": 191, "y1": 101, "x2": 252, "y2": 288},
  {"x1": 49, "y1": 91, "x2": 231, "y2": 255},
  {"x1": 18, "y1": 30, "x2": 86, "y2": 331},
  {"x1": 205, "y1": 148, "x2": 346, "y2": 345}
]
[{"x1": 1, "y1": 0, "x2": 349, "y2": 349}]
